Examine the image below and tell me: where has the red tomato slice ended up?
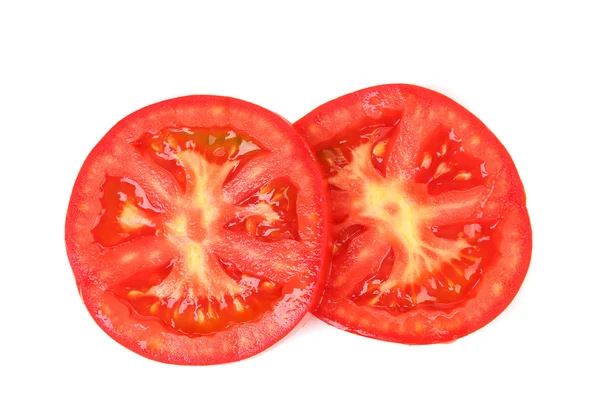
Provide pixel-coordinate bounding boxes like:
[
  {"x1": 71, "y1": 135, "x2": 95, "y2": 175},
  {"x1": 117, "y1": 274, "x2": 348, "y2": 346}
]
[
  {"x1": 294, "y1": 84, "x2": 531, "y2": 344},
  {"x1": 65, "y1": 96, "x2": 331, "y2": 364}
]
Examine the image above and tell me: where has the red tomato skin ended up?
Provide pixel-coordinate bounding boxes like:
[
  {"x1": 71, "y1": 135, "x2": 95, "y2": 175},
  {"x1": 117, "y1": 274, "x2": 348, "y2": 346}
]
[
  {"x1": 295, "y1": 84, "x2": 532, "y2": 344},
  {"x1": 66, "y1": 95, "x2": 332, "y2": 364}
]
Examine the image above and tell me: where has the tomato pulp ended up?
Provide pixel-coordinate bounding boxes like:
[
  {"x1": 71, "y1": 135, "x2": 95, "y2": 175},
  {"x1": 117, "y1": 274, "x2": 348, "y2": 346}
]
[
  {"x1": 294, "y1": 85, "x2": 531, "y2": 344},
  {"x1": 66, "y1": 96, "x2": 331, "y2": 364}
]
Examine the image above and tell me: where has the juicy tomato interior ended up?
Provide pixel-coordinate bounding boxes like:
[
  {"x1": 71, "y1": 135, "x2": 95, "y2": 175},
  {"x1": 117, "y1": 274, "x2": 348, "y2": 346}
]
[
  {"x1": 295, "y1": 84, "x2": 531, "y2": 344},
  {"x1": 95, "y1": 127, "x2": 295, "y2": 337},
  {"x1": 317, "y1": 121, "x2": 498, "y2": 313},
  {"x1": 66, "y1": 96, "x2": 330, "y2": 364}
]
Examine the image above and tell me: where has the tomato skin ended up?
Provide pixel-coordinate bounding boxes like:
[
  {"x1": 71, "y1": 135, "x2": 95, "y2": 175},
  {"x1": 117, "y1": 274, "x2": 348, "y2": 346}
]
[
  {"x1": 66, "y1": 95, "x2": 331, "y2": 364},
  {"x1": 295, "y1": 84, "x2": 532, "y2": 344}
]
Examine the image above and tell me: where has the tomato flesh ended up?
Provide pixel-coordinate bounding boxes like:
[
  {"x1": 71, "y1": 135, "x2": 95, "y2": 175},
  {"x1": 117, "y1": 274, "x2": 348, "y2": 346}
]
[
  {"x1": 322, "y1": 123, "x2": 498, "y2": 313},
  {"x1": 348, "y1": 219, "x2": 498, "y2": 313},
  {"x1": 134, "y1": 127, "x2": 262, "y2": 192},
  {"x1": 109, "y1": 258, "x2": 283, "y2": 336},
  {"x1": 414, "y1": 126, "x2": 488, "y2": 194},
  {"x1": 295, "y1": 84, "x2": 531, "y2": 344},
  {"x1": 66, "y1": 96, "x2": 330, "y2": 364}
]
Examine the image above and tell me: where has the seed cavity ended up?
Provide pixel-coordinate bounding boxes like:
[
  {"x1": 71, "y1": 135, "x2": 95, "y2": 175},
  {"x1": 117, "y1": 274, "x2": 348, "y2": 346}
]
[
  {"x1": 350, "y1": 220, "x2": 499, "y2": 313},
  {"x1": 314, "y1": 112, "x2": 403, "y2": 178},
  {"x1": 91, "y1": 176, "x2": 163, "y2": 247},
  {"x1": 414, "y1": 127, "x2": 489, "y2": 195},
  {"x1": 225, "y1": 177, "x2": 300, "y2": 242},
  {"x1": 135, "y1": 127, "x2": 264, "y2": 192},
  {"x1": 111, "y1": 258, "x2": 284, "y2": 336}
]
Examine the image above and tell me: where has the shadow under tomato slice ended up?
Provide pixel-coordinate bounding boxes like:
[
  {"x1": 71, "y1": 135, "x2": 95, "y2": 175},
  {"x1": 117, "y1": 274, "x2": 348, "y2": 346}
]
[
  {"x1": 294, "y1": 84, "x2": 531, "y2": 344},
  {"x1": 65, "y1": 96, "x2": 331, "y2": 365}
]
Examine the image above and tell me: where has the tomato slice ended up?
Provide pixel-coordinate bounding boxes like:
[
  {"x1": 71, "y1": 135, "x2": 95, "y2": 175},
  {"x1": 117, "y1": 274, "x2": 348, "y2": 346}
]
[
  {"x1": 65, "y1": 96, "x2": 331, "y2": 364},
  {"x1": 294, "y1": 84, "x2": 531, "y2": 344}
]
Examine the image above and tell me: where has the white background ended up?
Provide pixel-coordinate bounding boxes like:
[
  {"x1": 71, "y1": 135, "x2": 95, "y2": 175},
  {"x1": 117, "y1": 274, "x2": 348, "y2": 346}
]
[{"x1": 1, "y1": 1, "x2": 598, "y2": 399}]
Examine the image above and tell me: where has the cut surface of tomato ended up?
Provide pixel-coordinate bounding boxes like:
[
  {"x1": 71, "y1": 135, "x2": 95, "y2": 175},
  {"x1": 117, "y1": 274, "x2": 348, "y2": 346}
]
[
  {"x1": 65, "y1": 96, "x2": 331, "y2": 364},
  {"x1": 294, "y1": 84, "x2": 531, "y2": 344}
]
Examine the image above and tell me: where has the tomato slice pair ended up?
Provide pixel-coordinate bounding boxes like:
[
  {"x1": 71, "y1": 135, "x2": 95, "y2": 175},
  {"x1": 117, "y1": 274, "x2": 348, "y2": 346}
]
[
  {"x1": 66, "y1": 86, "x2": 531, "y2": 364},
  {"x1": 66, "y1": 96, "x2": 331, "y2": 364},
  {"x1": 294, "y1": 84, "x2": 531, "y2": 344}
]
